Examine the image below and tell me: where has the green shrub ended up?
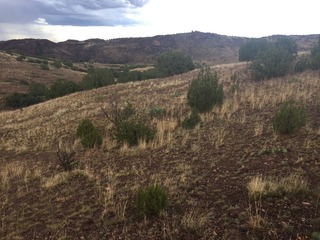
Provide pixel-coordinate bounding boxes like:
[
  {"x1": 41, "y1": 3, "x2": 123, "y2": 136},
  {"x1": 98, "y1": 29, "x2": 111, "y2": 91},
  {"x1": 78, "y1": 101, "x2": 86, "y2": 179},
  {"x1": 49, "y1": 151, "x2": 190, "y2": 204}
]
[
  {"x1": 273, "y1": 100, "x2": 306, "y2": 134},
  {"x1": 155, "y1": 51, "x2": 195, "y2": 77},
  {"x1": 80, "y1": 130, "x2": 102, "y2": 148},
  {"x1": 117, "y1": 67, "x2": 143, "y2": 83},
  {"x1": 294, "y1": 55, "x2": 310, "y2": 73},
  {"x1": 310, "y1": 39, "x2": 320, "y2": 70},
  {"x1": 113, "y1": 117, "x2": 156, "y2": 146},
  {"x1": 182, "y1": 109, "x2": 201, "y2": 129},
  {"x1": 149, "y1": 107, "x2": 166, "y2": 118},
  {"x1": 311, "y1": 232, "x2": 320, "y2": 240},
  {"x1": 40, "y1": 64, "x2": 49, "y2": 70},
  {"x1": 82, "y1": 68, "x2": 115, "y2": 90},
  {"x1": 238, "y1": 39, "x2": 270, "y2": 62},
  {"x1": 229, "y1": 84, "x2": 239, "y2": 94},
  {"x1": 29, "y1": 82, "x2": 46, "y2": 97},
  {"x1": 5, "y1": 93, "x2": 42, "y2": 108},
  {"x1": 45, "y1": 80, "x2": 81, "y2": 99},
  {"x1": 187, "y1": 67, "x2": 223, "y2": 113},
  {"x1": 136, "y1": 185, "x2": 168, "y2": 218},
  {"x1": 16, "y1": 55, "x2": 26, "y2": 61},
  {"x1": 250, "y1": 45, "x2": 294, "y2": 80},
  {"x1": 76, "y1": 119, "x2": 102, "y2": 148},
  {"x1": 62, "y1": 60, "x2": 73, "y2": 68},
  {"x1": 274, "y1": 36, "x2": 297, "y2": 55},
  {"x1": 52, "y1": 60, "x2": 62, "y2": 68}
]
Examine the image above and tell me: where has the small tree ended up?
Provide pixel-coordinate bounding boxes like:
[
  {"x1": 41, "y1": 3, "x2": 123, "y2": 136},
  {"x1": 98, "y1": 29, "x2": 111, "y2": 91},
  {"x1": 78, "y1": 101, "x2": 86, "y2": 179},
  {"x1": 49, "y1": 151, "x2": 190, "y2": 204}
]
[
  {"x1": 310, "y1": 39, "x2": 320, "y2": 70},
  {"x1": 45, "y1": 80, "x2": 81, "y2": 99},
  {"x1": 102, "y1": 100, "x2": 155, "y2": 146},
  {"x1": 82, "y1": 68, "x2": 115, "y2": 90},
  {"x1": 187, "y1": 67, "x2": 223, "y2": 113},
  {"x1": 76, "y1": 119, "x2": 102, "y2": 148},
  {"x1": 29, "y1": 82, "x2": 46, "y2": 97},
  {"x1": 5, "y1": 93, "x2": 42, "y2": 108},
  {"x1": 52, "y1": 60, "x2": 62, "y2": 68},
  {"x1": 275, "y1": 36, "x2": 297, "y2": 55},
  {"x1": 155, "y1": 52, "x2": 195, "y2": 77},
  {"x1": 273, "y1": 100, "x2": 306, "y2": 134},
  {"x1": 294, "y1": 55, "x2": 310, "y2": 73},
  {"x1": 136, "y1": 185, "x2": 168, "y2": 218},
  {"x1": 238, "y1": 39, "x2": 270, "y2": 62},
  {"x1": 250, "y1": 45, "x2": 294, "y2": 80},
  {"x1": 113, "y1": 117, "x2": 156, "y2": 146}
]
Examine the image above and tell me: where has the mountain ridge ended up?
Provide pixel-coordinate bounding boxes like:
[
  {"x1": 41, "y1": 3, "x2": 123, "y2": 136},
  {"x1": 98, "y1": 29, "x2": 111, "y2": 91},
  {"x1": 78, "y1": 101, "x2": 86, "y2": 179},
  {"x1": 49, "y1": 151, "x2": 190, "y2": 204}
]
[{"x1": 1, "y1": 31, "x2": 318, "y2": 65}]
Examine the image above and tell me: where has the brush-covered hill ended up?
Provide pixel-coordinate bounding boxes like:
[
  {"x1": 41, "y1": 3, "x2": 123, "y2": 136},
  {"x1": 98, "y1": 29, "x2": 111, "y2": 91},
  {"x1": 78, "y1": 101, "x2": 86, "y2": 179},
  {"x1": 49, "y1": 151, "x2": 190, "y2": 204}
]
[
  {"x1": 1, "y1": 62, "x2": 320, "y2": 239},
  {"x1": 0, "y1": 31, "x2": 319, "y2": 65}
]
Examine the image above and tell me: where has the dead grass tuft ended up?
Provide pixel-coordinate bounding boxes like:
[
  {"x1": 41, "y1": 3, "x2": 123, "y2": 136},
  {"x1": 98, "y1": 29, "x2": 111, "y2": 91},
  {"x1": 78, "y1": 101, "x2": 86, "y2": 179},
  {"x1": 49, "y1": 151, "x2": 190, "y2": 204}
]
[
  {"x1": 181, "y1": 210, "x2": 211, "y2": 234},
  {"x1": 248, "y1": 173, "x2": 308, "y2": 198}
]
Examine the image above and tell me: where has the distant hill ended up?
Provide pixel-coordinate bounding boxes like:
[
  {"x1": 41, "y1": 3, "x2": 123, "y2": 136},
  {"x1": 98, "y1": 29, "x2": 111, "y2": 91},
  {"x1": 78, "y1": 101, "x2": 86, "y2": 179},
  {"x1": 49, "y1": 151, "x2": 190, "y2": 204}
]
[{"x1": 0, "y1": 32, "x2": 318, "y2": 65}]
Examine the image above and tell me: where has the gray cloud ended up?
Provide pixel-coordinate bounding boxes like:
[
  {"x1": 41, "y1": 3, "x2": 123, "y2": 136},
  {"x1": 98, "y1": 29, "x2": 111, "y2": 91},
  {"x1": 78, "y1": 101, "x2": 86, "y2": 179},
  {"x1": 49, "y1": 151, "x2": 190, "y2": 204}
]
[{"x1": 0, "y1": 0, "x2": 149, "y2": 26}]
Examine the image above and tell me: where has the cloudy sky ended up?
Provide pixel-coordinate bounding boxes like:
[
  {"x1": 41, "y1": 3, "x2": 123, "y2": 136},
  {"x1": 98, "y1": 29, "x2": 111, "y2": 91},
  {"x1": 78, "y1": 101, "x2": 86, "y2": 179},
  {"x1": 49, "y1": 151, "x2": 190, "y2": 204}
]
[{"x1": 0, "y1": 0, "x2": 318, "y2": 42}]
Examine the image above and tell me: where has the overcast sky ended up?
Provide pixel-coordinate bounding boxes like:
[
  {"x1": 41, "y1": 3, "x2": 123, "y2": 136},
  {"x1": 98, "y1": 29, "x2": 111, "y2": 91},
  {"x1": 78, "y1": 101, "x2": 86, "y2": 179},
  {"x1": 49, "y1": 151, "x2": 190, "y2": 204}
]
[{"x1": 0, "y1": 0, "x2": 318, "y2": 42}]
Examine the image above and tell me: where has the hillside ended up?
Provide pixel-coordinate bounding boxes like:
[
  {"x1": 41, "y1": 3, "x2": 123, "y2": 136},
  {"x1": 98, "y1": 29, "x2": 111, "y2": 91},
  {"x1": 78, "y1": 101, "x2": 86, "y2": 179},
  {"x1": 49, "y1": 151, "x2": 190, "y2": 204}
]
[
  {"x1": 0, "y1": 32, "x2": 319, "y2": 65},
  {"x1": 0, "y1": 51, "x2": 87, "y2": 110},
  {"x1": 1, "y1": 62, "x2": 320, "y2": 239}
]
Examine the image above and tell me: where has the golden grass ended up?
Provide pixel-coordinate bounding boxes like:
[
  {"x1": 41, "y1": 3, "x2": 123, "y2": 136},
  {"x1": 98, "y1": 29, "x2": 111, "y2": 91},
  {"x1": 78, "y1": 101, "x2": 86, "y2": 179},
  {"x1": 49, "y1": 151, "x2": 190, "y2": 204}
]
[
  {"x1": 0, "y1": 66, "x2": 319, "y2": 155},
  {"x1": 254, "y1": 121, "x2": 264, "y2": 136},
  {"x1": 181, "y1": 210, "x2": 210, "y2": 233},
  {"x1": 0, "y1": 162, "x2": 41, "y2": 188},
  {"x1": 247, "y1": 173, "x2": 308, "y2": 198},
  {"x1": 42, "y1": 169, "x2": 92, "y2": 188}
]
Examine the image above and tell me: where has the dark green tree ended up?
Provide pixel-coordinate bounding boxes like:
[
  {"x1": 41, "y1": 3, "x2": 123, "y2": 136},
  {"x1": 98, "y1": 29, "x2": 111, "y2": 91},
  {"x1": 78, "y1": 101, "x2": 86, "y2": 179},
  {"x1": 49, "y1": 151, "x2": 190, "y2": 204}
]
[
  {"x1": 238, "y1": 39, "x2": 270, "y2": 62},
  {"x1": 5, "y1": 93, "x2": 42, "y2": 108},
  {"x1": 52, "y1": 60, "x2": 62, "y2": 68},
  {"x1": 135, "y1": 185, "x2": 168, "y2": 218},
  {"x1": 310, "y1": 38, "x2": 320, "y2": 70},
  {"x1": 113, "y1": 117, "x2": 156, "y2": 146},
  {"x1": 76, "y1": 119, "x2": 102, "y2": 148},
  {"x1": 45, "y1": 80, "x2": 81, "y2": 99},
  {"x1": 273, "y1": 100, "x2": 306, "y2": 134},
  {"x1": 275, "y1": 36, "x2": 297, "y2": 55},
  {"x1": 250, "y1": 45, "x2": 294, "y2": 80},
  {"x1": 294, "y1": 55, "x2": 310, "y2": 73},
  {"x1": 155, "y1": 52, "x2": 195, "y2": 77},
  {"x1": 82, "y1": 68, "x2": 115, "y2": 90},
  {"x1": 29, "y1": 82, "x2": 46, "y2": 97},
  {"x1": 187, "y1": 68, "x2": 223, "y2": 113}
]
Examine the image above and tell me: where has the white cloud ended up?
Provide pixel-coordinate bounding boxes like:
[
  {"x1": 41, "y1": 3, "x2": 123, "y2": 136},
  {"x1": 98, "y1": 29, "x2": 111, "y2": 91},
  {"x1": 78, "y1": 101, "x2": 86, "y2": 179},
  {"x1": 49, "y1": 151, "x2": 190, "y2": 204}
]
[
  {"x1": 0, "y1": 0, "x2": 319, "y2": 41},
  {"x1": 34, "y1": 18, "x2": 49, "y2": 25}
]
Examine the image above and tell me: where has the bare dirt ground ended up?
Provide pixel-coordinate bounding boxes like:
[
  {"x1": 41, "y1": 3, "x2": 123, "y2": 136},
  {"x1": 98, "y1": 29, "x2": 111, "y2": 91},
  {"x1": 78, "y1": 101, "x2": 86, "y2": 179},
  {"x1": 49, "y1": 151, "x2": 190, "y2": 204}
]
[{"x1": 0, "y1": 62, "x2": 320, "y2": 239}]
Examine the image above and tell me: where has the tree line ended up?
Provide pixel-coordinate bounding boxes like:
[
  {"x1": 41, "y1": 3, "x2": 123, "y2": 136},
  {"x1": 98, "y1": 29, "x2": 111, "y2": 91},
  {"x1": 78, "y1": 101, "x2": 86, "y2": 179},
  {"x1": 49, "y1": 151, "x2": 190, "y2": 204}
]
[
  {"x1": 5, "y1": 51, "x2": 195, "y2": 109},
  {"x1": 239, "y1": 36, "x2": 320, "y2": 80}
]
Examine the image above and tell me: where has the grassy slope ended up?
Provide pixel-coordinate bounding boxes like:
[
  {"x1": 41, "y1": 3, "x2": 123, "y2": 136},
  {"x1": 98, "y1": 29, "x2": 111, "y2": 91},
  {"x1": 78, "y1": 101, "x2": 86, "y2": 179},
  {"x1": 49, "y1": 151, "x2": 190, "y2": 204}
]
[
  {"x1": 0, "y1": 63, "x2": 320, "y2": 239},
  {"x1": 0, "y1": 51, "x2": 86, "y2": 109}
]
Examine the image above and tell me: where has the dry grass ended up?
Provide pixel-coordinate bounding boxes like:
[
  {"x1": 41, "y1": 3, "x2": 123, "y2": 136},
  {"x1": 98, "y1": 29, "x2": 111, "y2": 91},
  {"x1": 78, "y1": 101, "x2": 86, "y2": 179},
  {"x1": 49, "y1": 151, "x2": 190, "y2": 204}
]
[
  {"x1": 181, "y1": 210, "x2": 211, "y2": 234},
  {"x1": 248, "y1": 173, "x2": 308, "y2": 198},
  {"x1": 0, "y1": 162, "x2": 41, "y2": 188},
  {"x1": 1, "y1": 61, "x2": 320, "y2": 239},
  {"x1": 42, "y1": 169, "x2": 92, "y2": 188}
]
